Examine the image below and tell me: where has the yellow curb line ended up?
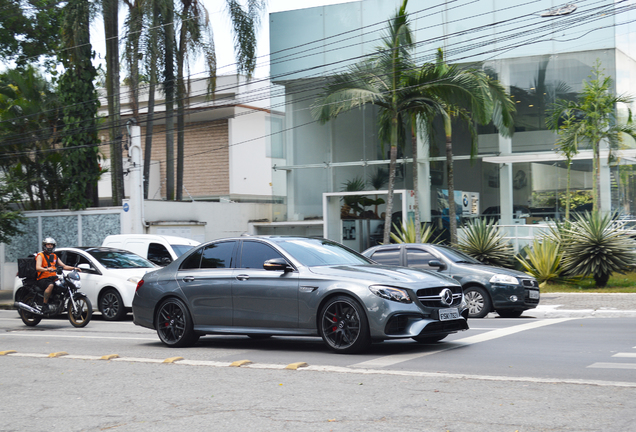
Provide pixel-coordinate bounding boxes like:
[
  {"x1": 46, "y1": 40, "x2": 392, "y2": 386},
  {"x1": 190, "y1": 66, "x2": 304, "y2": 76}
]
[
  {"x1": 0, "y1": 350, "x2": 16, "y2": 356},
  {"x1": 230, "y1": 359, "x2": 252, "y2": 367},
  {"x1": 285, "y1": 362, "x2": 308, "y2": 370},
  {"x1": 48, "y1": 352, "x2": 68, "y2": 358},
  {"x1": 163, "y1": 356, "x2": 184, "y2": 363},
  {"x1": 101, "y1": 354, "x2": 119, "y2": 360}
]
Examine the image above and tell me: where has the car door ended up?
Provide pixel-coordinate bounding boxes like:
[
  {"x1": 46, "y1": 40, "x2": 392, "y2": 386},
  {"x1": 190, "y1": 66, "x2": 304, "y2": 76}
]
[
  {"x1": 58, "y1": 250, "x2": 102, "y2": 307},
  {"x1": 404, "y1": 246, "x2": 439, "y2": 271},
  {"x1": 231, "y1": 240, "x2": 299, "y2": 329},
  {"x1": 176, "y1": 241, "x2": 237, "y2": 327}
]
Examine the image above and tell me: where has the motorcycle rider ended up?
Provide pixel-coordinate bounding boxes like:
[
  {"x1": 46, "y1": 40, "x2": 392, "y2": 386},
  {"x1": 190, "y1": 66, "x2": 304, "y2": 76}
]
[{"x1": 36, "y1": 237, "x2": 80, "y2": 313}]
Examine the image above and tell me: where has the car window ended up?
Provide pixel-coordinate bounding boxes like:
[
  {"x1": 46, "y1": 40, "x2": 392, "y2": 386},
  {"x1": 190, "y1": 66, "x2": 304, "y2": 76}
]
[
  {"x1": 199, "y1": 242, "x2": 236, "y2": 269},
  {"x1": 87, "y1": 250, "x2": 155, "y2": 269},
  {"x1": 240, "y1": 241, "x2": 284, "y2": 269},
  {"x1": 370, "y1": 248, "x2": 401, "y2": 266},
  {"x1": 276, "y1": 238, "x2": 371, "y2": 266},
  {"x1": 180, "y1": 248, "x2": 203, "y2": 270},
  {"x1": 435, "y1": 245, "x2": 480, "y2": 264},
  {"x1": 148, "y1": 243, "x2": 172, "y2": 265},
  {"x1": 405, "y1": 248, "x2": 436, "y2": 269},
  {"x1": 63, "y1": 252, "x2": 92, "y2": 268}
]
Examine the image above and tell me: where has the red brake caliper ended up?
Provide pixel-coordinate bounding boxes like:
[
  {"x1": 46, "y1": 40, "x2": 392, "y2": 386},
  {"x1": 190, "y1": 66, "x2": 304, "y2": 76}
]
[{"x1": 332, "y1": 316, "x2": 337, "y2": 331}]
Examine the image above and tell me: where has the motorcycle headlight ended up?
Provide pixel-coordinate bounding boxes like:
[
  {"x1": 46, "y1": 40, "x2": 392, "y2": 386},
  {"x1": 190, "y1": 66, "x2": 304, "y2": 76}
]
[
  {"x1": 369, "y1": 285, "x2": 412, "y2": 303},
  {"x1": 73, "y1": 280, "x2": 81, "y2": 289},
  {"x1": 490, "y1": 274, "x2": 519, "y2": 285}
]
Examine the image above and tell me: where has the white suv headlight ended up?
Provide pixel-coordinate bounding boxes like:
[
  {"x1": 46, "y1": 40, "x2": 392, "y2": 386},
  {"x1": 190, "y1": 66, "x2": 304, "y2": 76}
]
[{"x1": 490, "y1": 274, "x2": 519, "y2": 285}]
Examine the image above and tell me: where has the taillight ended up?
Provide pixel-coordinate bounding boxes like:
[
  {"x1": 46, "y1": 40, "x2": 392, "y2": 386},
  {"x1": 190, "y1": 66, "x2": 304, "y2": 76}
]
[{"x1": 136, "y1": 280, "x2": 144, "y2": 292}]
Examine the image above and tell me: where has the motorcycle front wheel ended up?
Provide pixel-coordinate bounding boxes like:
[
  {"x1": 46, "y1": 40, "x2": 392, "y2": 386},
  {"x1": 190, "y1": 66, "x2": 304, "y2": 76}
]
[
  {"x1": 68, "y1": 295, "x2": 92, "y2": 328},
  {"x1": 18, "y1": 291, "x2": 42, "y2": 327}
]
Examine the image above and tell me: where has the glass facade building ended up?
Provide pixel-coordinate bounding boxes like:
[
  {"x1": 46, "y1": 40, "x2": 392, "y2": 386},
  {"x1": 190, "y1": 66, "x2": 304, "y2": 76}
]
[{"x1": 268, "y1": 0, "x2": 636, "y2": 243}]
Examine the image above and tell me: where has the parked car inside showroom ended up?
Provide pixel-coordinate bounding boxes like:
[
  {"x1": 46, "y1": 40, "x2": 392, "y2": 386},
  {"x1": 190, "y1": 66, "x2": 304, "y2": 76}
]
[
  {"x1": 14, "y1": 247, "x2": 158, "y2": 321},
  {"x1": 132, "y1": 236, "x2": 470, "y2": 353},
  {"x1": 362, "y1": 243, "x2": 540, "y2": 318}
]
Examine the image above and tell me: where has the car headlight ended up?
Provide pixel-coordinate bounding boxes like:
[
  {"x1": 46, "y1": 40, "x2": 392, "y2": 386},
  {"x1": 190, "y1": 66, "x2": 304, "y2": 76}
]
[
  {"x1": 490, "y1": 274, "x2": 519, "y2": 285},
  {"x1": 127, "y1": 277, "x2": 141, "y2": 285},
  {"x1": 369, "y1": 285, "x2": 412, "y2": 303}
]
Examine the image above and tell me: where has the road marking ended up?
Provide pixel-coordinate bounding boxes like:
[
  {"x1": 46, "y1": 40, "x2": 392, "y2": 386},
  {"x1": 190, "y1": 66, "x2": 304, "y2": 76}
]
[
  {"x1": 588, "y1": 362, "x2": 636, "y2": 370},
  {"x1": 350, "y1": 318, "x2": 574, "y2": 369},
  {"x1": 2, "y1": 351, "x2": 634, "y2": 388},
  {"x1": 613, "y1": 353, "x2": 636, "y2": 358},
  {"x1": 3, "y1": 332, "x2": 157, "y2": 341}
]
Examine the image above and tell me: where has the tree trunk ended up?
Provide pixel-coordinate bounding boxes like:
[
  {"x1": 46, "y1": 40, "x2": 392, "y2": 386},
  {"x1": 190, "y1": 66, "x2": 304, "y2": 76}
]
[
  {"x1": 565, "y1": 159, "x2": 571, "y2": 220},
  {"x1": 103, "y1": 0, "x2": 123, "y2": 206},
  {"x1": 176, "y1": 7, "x2": 189, "y2": 202},
  {"x1": 411, "y1": 121, "x2": 421, "y2": 243},
  {"x1": 164, "y1": 1, "x2": 175, "y2": 201},
  {"x1": 383, "y1": 145, "x2": 398, "y2": 245},
  {"x1": 446, "y1": 132, "x2": 457, "y2": 244}
]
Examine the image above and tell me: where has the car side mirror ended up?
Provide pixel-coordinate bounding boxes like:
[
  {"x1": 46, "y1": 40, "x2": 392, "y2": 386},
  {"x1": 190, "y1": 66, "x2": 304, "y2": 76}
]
[
  {"x1": 78, "y1": 263, "x2": 96, "y2": 274},
  {"x1": 428, "y1": 260, "x2": 446, "y2": 270},
  {"x1": 263, "y1": 258, "x2": 293, "y2": 272}
]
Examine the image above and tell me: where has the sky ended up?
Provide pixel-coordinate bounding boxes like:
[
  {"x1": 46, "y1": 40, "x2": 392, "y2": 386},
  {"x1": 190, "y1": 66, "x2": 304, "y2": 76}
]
[{"x1": 92, "y1": 0, "x2": 360, "y2": 79}]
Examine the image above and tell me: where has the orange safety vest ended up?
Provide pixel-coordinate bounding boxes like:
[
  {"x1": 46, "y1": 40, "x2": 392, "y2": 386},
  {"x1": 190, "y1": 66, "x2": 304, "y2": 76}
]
[{"x1": 37, "y1": 252, "x2": 58, "y2": 280}]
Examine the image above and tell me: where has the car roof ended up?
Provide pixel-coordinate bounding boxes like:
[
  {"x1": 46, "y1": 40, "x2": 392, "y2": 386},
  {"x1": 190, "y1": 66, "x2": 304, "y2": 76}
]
[{"x1": 57, "y1": 246, "x2": 140, "y2": 254}]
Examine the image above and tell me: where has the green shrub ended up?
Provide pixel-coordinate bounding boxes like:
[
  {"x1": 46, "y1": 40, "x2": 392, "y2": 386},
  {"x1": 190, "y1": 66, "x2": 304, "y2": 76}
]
[
  {"x1": 561, "y1": 212, "x2": 636, "y2": 287},
  {"x1": 517, "y1": 238, "x2": 563, "y2": 284},
  {"x1": 390, "y1": 219, "x2": 439, "y2": 244},
  {"x1": 457, "y1": 219, "x2": 514, "y2": 268}
]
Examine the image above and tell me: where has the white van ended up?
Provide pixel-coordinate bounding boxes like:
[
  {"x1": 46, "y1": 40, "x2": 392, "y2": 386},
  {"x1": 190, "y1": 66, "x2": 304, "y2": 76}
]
[{"x1": 101, "y1": 234, "x2": 200, "y2": 266}]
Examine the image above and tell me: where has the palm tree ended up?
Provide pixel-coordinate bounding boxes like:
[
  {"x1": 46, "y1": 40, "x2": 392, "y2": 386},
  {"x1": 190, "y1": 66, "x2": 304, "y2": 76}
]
[
  {"x1": 102, "y1": 0, "x2": 124, "y2": 206},
  {"x1": 312, "y1": 0, "x2": 414, "y2": 245},
  {"x1": 431, "y1": 51, "x2": 515, "y2": 244},
  {"x1": 174, "y1": 0, "x2": 264, "y2": 200},
  {"x1": 547, "y1": 61, "x2": 636, "y2": 214}
]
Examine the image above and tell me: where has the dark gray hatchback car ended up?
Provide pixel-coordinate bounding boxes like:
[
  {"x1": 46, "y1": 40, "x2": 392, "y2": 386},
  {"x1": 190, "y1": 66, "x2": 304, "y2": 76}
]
[
  {"x1": 132, "y1": 236, "x2": 470, "y2": 353},
  {"x1": 362, "y1": 243, "x2": 540, "y2": 318}
]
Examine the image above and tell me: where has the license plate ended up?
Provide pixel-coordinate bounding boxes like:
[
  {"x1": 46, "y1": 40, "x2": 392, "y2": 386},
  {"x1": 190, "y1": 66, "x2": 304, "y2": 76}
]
[
  {"x1": 529, "y1": 290, "x2": 540, "y2": 299},
  {"x1": 439, "y1": 308, "x2": 460, "y2": 321}
]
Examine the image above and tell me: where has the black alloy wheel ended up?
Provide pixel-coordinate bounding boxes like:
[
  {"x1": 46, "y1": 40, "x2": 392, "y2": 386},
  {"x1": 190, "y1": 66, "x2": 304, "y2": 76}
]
[
  {"x1": 68, "y1": 295, "x2": 92, "y2": 328},
  {"x1": 18, "y1": 291, "x2": 42, "y2": 327},
  {"x1": 464, "y1": 286, "x2": 492, "y2": 318},
  {"x1": 156, "y1": 298, "x2": 199, "y2": 348},
  {"x1": 319, "y1": 296, "x2": 370, "y2": 354},
  {"x1": 100, "y1": 289, "x2": 125, "y2": 321}
]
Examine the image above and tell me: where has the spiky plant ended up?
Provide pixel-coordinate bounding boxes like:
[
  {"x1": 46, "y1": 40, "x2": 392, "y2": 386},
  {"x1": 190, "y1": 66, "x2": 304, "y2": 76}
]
[
  {"x1": 561, "y1": 212, "x2": 636, "y2": 287},
  {"x1": 457, "y1": 219, "x2": 514, "y2": 268},
  {"x1": 390, "y1": 219, "x2": 439, "y2": 244},
  {"x1": 517, "y1": 238, "x2": 563, "y2": 285}
]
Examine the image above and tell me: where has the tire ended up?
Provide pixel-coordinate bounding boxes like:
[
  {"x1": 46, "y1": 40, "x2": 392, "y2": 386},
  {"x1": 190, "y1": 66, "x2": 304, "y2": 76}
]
[
  {"x1": 412, "y1": 334, "x2": 448, "y2": 343},
  {"x1": 100, "y1": 288, "x2": 126, "y2": 321},
  {"x1": 464, "y1": 287, "x2": 492, "y2": 318},
  {"x1": 68, "y1": 295, "x2": 92, "y2": 328},
  {"x1": 497, "y1": 309, "x2": 523, "y2": 318},
  {"x1": 318, "y1": 296, "x2": 371, "y2": 354},
  {"x1": 18, "y1": 291, "x2": 42, "y2": 327},
  {"x1": 156, "y1": 298, "x2": 199, "y2": 348}
]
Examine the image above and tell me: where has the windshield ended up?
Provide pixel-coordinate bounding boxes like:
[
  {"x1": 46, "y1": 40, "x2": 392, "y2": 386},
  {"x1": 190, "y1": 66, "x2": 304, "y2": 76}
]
[
  {"x1": 436, "y1": 246, "x2": 481, "y2": 264},
  {"x1": 275, "y1": 238, "x2": 372, "y2": 267},
  {"x1": 88, "y1": 250, "x2": 156, "y2": 269},
  {"x1": 171, "y1": 244, "x2": 195, "y2": 257}
]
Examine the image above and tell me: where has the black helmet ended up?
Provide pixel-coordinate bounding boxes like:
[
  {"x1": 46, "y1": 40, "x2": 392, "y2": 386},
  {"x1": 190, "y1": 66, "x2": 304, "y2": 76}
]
[{"x1": 42, "y1": 237, "x2": 56, "y2": 254}]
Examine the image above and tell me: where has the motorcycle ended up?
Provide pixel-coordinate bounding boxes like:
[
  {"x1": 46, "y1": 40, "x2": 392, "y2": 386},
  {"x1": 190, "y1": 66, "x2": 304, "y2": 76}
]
[{"x1": 14, "y1": 267, "x2": 92, "y2": 327}]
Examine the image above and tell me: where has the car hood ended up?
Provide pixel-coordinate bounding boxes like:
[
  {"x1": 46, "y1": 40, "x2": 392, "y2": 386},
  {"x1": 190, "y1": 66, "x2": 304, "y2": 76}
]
[
  {"x1": 453, "y1": 262, "x2": 530, "y2": 279},
  {"x1": 308, "y1": 264, "x2": 460, "y2": 286},
  {"x1": 100, "y1": 267, "x2": 155, "y2": 280}
]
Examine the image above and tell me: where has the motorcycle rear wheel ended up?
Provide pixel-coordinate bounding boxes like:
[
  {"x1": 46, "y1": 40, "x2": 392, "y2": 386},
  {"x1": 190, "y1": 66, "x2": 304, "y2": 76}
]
[
  {"x1": 18, "y1": 292, "x2": 42, "y2": 327},
  {"x1": 68, "y1": 295, "x2": 92, "y2": 328}
]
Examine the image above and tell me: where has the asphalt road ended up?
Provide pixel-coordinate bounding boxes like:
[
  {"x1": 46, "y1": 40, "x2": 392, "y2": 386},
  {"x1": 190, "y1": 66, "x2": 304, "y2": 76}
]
[{"x1": 1, "y1": 308, "x2": 635, "y2": 431}]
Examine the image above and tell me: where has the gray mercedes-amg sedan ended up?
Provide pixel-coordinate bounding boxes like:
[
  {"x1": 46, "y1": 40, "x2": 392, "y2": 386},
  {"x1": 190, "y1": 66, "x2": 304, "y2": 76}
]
[{"x1": 132, "y1": 236, "x2": 469, "y2": 353}]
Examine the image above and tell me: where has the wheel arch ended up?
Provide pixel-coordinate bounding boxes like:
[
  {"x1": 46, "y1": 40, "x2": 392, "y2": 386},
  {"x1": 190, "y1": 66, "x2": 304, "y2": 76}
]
[
  {"x1": 152, "y1": 293, "x2": 193, "y2": 329},
  {"x1": 314, "y1": 290, "x2": 367, "y2": 331}
]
